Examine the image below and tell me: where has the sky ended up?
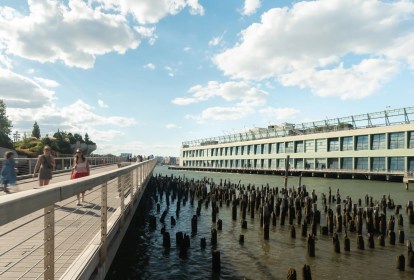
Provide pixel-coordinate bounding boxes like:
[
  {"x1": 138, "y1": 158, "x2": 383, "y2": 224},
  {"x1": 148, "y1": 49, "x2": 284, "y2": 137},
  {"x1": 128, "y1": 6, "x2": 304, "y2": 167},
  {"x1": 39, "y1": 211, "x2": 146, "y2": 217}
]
[{"x1": 0, "y1": 0, "x2": 414, "y2": 157}]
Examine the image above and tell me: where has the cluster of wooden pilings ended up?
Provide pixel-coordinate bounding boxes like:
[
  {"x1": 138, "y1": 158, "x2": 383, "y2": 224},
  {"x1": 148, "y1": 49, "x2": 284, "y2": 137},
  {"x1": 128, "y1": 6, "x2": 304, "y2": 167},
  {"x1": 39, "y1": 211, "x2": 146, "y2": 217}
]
[{"x1": 142, "y1": 174, "x2": 414, "y2": 277}]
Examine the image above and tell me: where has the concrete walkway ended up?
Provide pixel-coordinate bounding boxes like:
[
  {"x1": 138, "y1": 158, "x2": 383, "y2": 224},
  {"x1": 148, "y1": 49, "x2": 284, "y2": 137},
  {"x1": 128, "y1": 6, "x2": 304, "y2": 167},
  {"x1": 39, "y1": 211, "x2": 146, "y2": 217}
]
[{"x1": 0, "y1": 164, "x2": 123, "y2": 279}]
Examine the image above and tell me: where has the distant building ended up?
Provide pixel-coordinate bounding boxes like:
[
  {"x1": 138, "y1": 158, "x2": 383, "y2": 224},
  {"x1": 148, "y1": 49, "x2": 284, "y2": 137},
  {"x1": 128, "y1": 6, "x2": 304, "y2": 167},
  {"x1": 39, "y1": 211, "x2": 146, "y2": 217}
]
[{"x1": 179, "y1": 106, "x2": 414, "y2": 175}]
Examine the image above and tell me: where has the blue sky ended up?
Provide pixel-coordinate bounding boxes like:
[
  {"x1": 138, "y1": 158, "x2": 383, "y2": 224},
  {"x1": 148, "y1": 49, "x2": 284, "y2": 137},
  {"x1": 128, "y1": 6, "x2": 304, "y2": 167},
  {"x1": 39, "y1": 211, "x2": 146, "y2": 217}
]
[{"x1": 1, "y1": 0, "x2": 414, "y2": 157}]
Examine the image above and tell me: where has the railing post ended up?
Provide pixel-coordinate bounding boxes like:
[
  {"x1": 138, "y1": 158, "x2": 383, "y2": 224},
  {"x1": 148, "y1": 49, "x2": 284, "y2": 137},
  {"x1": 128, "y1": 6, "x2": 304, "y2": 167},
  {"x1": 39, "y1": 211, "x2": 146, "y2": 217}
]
[
  {"x1": 119, "y1": 175, "x2": 125, "y2": 228},
  {"x1": 29, "y1": 159, "x2": 33, "y2": 175},
  {"x1": 100, "y1": 183, "x2": 108, "y2": 264},
  {"x1": 44, "y1": 205, "x2": 54, "y2": 280}
]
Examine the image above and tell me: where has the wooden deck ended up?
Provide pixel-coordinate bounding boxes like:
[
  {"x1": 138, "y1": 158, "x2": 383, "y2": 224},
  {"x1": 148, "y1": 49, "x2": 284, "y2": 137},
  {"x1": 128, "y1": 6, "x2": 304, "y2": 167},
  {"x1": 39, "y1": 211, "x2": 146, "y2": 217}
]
[{"x1": 0, "y1": 165, "x2": 120, "y2": 279}]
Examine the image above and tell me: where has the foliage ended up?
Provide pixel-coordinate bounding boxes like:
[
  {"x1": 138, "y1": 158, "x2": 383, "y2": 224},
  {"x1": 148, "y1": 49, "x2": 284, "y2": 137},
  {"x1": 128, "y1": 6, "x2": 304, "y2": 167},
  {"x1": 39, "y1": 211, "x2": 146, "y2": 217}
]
[
  {"x1": 0, "y1": 101, "x2": 97, "y2": 156},
  {"x1": 31, "y1": 121, "x2": 41, "y2": 139},
  {"x1": 0, "y1": 100, "x2": 13, "y2": 148}
]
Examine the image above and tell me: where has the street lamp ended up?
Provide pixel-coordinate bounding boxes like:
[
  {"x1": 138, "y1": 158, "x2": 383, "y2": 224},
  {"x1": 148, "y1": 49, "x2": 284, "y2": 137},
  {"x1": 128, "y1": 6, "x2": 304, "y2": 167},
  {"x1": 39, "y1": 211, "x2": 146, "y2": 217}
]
[{"x1": 13, "y1": 131, "x2": 20, "y2": 142}]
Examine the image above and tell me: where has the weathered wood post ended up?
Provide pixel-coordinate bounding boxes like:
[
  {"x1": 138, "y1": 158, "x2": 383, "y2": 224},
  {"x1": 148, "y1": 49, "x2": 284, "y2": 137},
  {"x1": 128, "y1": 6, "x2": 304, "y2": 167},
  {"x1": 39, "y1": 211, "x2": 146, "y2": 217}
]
[
  {"x1": 307, "y1": 234, "x2": 315, "y2": 257},
  {"x1": 44, "y1": 205, "x2": 55, "y2": 280},
  {"x1": 212, "y1": 250, "x2": 221, "y2": 272},
  {"x1": 100, "y1": 183, "x2": 108, "y2": 265},
  {"x1": 284, "y1": 155, "x2": 290, "y2": 189},
  {"x1": 396, "y1": 254, "x2": 405, "y2": 271}
]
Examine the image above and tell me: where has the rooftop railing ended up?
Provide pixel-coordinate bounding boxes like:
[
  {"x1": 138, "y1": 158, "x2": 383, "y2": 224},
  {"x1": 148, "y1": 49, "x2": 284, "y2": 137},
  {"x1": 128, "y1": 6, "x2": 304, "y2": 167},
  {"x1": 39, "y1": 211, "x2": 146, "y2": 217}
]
[{"x1": 182, "y1": 106, "x2": 414, "y2": 148}]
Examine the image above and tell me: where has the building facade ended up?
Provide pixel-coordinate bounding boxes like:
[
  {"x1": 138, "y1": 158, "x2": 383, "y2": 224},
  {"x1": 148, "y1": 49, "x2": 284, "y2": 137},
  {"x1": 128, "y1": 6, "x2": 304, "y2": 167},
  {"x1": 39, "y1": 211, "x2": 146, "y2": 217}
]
[{"x1": 179, "y1": 107, "x2": 414, "y2": 175}]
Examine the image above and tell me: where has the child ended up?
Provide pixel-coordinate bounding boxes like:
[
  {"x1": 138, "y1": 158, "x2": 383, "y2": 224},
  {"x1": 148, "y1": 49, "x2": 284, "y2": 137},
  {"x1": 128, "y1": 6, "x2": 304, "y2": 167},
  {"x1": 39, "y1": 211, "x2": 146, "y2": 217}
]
[{"x1": 1, "y1": 151, "x2": 17, "y2": 194}]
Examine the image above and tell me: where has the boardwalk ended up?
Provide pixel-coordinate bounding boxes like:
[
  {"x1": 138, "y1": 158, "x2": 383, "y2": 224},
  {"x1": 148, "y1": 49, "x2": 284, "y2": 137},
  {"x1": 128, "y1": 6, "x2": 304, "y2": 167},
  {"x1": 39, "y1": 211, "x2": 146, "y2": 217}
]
[{"x1": 0, "y1": 164, "x2": 140, "y2": 279}]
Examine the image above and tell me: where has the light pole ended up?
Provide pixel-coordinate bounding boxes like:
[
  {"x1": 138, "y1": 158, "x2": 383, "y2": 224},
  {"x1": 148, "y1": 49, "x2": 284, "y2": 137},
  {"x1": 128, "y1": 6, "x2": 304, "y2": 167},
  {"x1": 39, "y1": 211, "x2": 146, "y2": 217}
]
[{"x1": 13, "y1": 131, "x2": 20, "y2": 142}]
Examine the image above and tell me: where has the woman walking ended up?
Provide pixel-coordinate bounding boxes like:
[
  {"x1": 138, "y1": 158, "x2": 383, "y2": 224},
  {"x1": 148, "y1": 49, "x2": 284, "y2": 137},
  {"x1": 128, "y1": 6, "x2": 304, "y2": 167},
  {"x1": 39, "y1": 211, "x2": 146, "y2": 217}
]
[
  {"x1": 71, "y1": 149, "x2": 90, "y2": 206},
  {"x1": 1, "y1": 151, "x2": 17, "y2": 194},
  {"x1": 33, "y1": 146, "x2": 56, "y2": 187}
]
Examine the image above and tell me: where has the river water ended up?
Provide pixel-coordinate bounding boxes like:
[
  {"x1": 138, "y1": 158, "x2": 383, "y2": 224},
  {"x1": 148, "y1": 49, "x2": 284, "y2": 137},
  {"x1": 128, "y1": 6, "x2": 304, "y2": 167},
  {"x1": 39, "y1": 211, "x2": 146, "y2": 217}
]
[{"x1": 105, "y1": 166, "x2": 414, "y2": 280}]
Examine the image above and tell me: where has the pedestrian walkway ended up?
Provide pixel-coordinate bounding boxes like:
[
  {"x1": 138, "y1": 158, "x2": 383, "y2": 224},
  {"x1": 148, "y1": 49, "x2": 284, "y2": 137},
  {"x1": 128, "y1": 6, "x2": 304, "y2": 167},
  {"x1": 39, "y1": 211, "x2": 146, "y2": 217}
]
[{"x1": 0, "y1": 164, "x2": 134, "y2": 279}]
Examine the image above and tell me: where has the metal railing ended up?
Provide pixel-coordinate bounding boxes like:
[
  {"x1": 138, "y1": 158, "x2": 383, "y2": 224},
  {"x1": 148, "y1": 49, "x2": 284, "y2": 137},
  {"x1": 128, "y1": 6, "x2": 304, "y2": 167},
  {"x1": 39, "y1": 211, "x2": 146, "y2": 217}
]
[
  {"x1": 0, "y1": 159, "x2": 157, "y2": 280},
  {"x1": 175, "y1": 165, "x2": 407, "y2": 176},
  {"x1": 0, "y1": 156, "x2": 120, "y2": 179},
  {"x1": 182, "y1": 106, "x2": 414, "y2": 147}
]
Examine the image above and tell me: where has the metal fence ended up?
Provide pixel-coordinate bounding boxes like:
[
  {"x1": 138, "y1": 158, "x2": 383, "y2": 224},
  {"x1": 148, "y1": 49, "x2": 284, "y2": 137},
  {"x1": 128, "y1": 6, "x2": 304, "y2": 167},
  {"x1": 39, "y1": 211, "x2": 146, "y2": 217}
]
[
  {"x1": 0, "y1": 156, "x2": 120, "y2": 178},
  {"x1": 0, "y1": 159, "x2": 157, "y2": 280}
]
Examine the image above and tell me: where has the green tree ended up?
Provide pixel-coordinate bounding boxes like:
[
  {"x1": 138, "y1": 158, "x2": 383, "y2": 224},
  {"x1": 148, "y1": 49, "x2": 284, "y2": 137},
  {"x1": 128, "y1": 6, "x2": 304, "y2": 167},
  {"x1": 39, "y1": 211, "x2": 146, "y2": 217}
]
[
  {"x1": 67, "y1": 133, "x2": 76, "y2": 144},
  {"x1": 0, "y1": 100, "x2": 13, "y2": 148},
  {"x1": 74, "y1": 133, "x2": 83, "y2": 142},
  {"x1": 32, "y1": 121, "x2": 41, "y2": 139}
]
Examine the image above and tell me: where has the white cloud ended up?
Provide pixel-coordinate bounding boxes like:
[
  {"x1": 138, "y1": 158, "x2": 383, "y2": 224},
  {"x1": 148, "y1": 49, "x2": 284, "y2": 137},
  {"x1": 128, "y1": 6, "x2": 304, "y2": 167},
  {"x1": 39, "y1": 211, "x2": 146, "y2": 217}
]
[
  {"x1": 184, "y1": 46, "x2": 191, "y2": 52},
  {"x1": 176, "y1": 81, "x2": 268, "y2": 122},
  {"x1": 144, "y1": 63, "x2": 156, "y2": 70},
  {"x1": 165, "y1": 66, "x2": 175, "y2": 77},
  {"x1": 97, "y1": 0, "x2": 204, "y2": 24},
  {"x1": 209, "y1": 36, "x2": 222, "y2": 47},
  {"x1": 0, "y1": 53, "x2": 12, "y2": 69},
  {"x1": 214, "y1": 0, "x2": 414, "y2": 99},
  {"x1": 165, "y1": 123, "x2": 179, "y2": 129},
  {"x1": 241, "y1": 0, "x2": 261, "y2": 16},
  {"x1": 0, "y1": 0, "x2": 142, "y2": 69},
  {"x1": 34, "y1": 77, "x2": 60, "y2": 88},
  {"x1": 186, "y1": 106, "x2": 255, "y2": 123},
  {"x1": 279, "y1": 59, "x2": 400, "y2": 99},
  {"x1": 259, "y1": 107, "x2": 300, "y2": 122},
  {"x1": 98, "y1": 99, "x2": 108, "y2": 108},
  {"x1": 0, "y1": 67, "x2": 55, "y2": 108},
  {"x1": 172, "y1": 81, "x2": 268, "y2": 106}
]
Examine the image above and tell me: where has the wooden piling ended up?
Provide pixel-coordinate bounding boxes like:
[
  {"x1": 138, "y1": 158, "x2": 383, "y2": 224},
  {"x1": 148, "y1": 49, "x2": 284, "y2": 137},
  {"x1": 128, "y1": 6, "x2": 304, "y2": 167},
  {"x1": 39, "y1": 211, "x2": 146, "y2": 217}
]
[{"x1": 212, "y1": 250, "x2": 221, "y2": 272}]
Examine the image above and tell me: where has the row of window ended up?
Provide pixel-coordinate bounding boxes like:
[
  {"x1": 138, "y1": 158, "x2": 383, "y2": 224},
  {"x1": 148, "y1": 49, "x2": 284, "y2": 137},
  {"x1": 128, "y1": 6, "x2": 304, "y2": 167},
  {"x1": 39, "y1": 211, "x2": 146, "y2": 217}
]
[
  {"x1": 183, "y1": 131, "x2": 414, "y2": 158},
  {"x1": 183, "y1": 157, "x2": 414, "y2": 172}
]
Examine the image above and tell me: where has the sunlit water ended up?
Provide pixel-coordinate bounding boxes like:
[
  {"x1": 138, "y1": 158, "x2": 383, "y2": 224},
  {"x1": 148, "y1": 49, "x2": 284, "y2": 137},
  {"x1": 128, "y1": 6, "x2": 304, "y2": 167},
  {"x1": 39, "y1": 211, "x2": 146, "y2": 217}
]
[{"x1": 105, "y1": 166, "x2": 414, "y2": 280}]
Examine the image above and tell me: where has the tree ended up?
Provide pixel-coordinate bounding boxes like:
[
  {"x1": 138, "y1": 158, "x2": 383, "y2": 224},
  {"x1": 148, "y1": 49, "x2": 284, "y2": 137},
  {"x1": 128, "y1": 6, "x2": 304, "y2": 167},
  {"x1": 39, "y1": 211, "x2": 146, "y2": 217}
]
[
  {"x1": 0, "y1": 100, "x2": 13, "y2": 148},
  {"x1": 32, "y1": 121, "x2": 41, "y2": 139},
  {"x1": 74, "y1": 133, "x2": 83, "y2": 142}
]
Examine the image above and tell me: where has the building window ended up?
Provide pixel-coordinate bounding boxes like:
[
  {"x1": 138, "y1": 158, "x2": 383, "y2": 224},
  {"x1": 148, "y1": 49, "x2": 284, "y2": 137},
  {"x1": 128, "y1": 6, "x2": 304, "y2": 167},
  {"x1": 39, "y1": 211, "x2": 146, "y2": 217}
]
[
  {"x1": 305, "y1": 140, "x2": 314, "y2": 153},
  {"x1": 305, "y1": 159, "x2": 314, "y2": 169},
  {"x1": 409, "y1": 132, "x2": 414, "y2": 149},
  {"x1": 356, "y1": 135, "x2": 368, "y2": 151},
  {"x1": 341, "y1": 137, "x2": 353, "y2": 151},
  {"x1": 277, "y1": 143, "x2": 285, "y2": 154},
  {"x1": 277, "y1": 159, "x2": 285, "y2": 168},
  {"x1": 261, "y1": 144, "x2": 267, "y2": 154},
  {"x1": 255, "y1": 144, "x2": 261, "y2": 155},
  {"x1": 315, "y1": 158, "x2": 326, "y2": 169},
  {"x1": 371, "y1": 134, "x2": 386, "y2": 150},
  {"x1": 341, "y1": 158, "x2": 353, "y2": 170},
  {"x1": 316, "y1": 139, "x2": 326, "y2": 152},
  {"x1": 271, "y1": 143, "x2": 276, "y2": 154},
  {"x1": 389, "y1": 132, "x2": 405, "y2": 149},
  {"x1": 356, "y1": 157, "x2": 368, "y2": 170},
  {"x1": 408, "y1": 157, "x2": 414, "y2": 172},
  {"x1": 295, "y1": 159, "x2": 304, "y2": 169},
  {"x1": 371, "y1": 157, "x2": 385, "y2": 171},
  {"x1": 295, "y1": 141, "x2": 304, "y2": 153},
  {"x1": 327, "y1": 158, "x2": 338, "y2": 169},
  {"x1": 389, "y1": 157, "x2": 404, "y2": 171},
  {"x1": 286, "y1": 141, "x2": 294, "y2": 153},
  {"x1": 328, "y1": 138, "x2": 339, "y2": 152}
]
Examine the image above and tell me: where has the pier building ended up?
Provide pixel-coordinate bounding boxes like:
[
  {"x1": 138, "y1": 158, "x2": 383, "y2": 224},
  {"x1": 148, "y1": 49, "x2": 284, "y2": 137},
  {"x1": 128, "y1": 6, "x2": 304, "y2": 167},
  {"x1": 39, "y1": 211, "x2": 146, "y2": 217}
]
[{"x1": 178, "y1": 107, "x2": 414, "y2": 181}]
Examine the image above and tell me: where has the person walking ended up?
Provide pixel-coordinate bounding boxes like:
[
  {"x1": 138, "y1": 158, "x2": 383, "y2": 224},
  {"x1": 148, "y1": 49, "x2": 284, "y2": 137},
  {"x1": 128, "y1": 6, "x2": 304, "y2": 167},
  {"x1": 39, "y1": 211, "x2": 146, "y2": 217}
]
[
  {"x1": 71, "y1": 149, "x2": 90, "y2": 206},
  {"x1": 33, "y1": 145, "x2": 56, "y2": 187},
  {"x1": 1, "y1": 151, "x2": 17, "y2": 194}
]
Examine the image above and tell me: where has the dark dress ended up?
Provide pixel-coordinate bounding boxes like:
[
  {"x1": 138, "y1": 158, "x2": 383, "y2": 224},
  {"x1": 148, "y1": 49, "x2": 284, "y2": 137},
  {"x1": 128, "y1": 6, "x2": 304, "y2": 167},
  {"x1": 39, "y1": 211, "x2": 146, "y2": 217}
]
[{"x1": 39, "y1": 155, "x2": 53, "y2": 180}]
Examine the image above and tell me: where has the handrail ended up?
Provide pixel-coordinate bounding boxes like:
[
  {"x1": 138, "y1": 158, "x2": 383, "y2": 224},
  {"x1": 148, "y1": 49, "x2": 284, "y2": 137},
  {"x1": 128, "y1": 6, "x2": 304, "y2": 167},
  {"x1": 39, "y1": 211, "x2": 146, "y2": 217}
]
[
  {"x1": 0, "y1": 158, "x2": 157, "y2": 280},
  {"x1": 0, "y1": 159, "x2": 154, "y2": 227}
]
